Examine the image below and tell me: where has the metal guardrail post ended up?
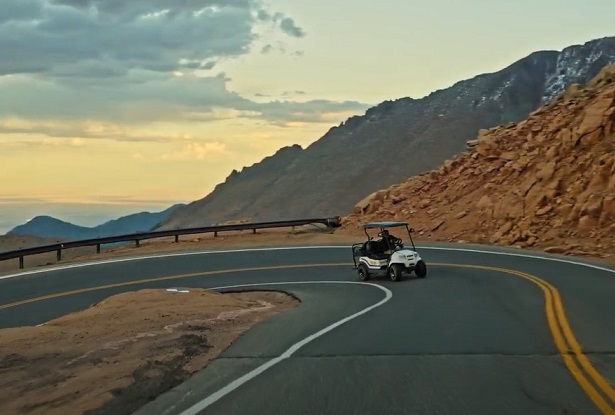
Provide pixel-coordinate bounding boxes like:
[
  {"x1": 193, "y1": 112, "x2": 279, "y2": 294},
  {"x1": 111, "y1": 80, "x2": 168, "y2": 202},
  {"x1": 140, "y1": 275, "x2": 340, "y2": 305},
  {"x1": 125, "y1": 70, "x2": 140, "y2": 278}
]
[
  {"x1": 135, "y1": 240, "x2": 140, "y2": 247},
  {"x1": 57, "y1": 249, "x2": 61, "y2": 262},
  {"x1": 96, "y1": 244, "x2": 101, "y2": 254},
  {"x1": 175, "y1": 235, "x2": 179, "y2": 243},
  {"x1": 19, "y1": 256, "x2": 24, "y2": 269}
]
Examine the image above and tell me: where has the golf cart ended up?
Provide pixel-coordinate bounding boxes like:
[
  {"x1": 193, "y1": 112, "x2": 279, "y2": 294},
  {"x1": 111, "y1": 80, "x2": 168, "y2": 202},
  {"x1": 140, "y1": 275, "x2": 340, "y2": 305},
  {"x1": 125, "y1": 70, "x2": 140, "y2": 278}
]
[{"x1": 351, "y1": 221, "x2": 427, "y2": 282}]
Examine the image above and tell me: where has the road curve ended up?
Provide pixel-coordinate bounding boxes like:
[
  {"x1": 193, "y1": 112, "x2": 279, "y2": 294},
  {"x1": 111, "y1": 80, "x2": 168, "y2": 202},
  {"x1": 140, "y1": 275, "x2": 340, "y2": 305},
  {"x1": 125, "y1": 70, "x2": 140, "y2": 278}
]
[{"x1": 1, "y1": 244, "x2": 614, "y2": 415}]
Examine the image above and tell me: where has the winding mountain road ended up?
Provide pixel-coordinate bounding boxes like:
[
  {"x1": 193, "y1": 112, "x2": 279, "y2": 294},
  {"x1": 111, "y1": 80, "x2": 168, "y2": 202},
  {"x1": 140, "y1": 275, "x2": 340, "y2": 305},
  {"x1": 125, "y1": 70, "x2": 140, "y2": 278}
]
[{"x1": 1, "y1": 244, "x2": 614, "y2": 415}]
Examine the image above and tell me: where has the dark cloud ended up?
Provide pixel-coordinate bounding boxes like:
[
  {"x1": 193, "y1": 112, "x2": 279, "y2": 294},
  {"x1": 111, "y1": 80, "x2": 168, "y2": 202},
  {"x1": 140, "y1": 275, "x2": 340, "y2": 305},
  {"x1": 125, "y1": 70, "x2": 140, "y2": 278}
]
[
  {"x1": 0, "y1": 0, "x2": 268, "y2": 77},
  {"x1": 0, "y1": 1, "x2": 367, "y2": 140},
  {"x1": 0, "y1": 0, "x2": 43, "y2": 24},
  {"x1": 279, "y1": 16, "x2": 305, "y2": 38},
  {"x1": 281, "y1": 90, "x2": 307, "y2": 96},
  {"x1": 256, "y1": 7, "x2": 305, "y2": 38},
  {"x1": 51, "y1": 0, "x2": 256, "y2": 19}
]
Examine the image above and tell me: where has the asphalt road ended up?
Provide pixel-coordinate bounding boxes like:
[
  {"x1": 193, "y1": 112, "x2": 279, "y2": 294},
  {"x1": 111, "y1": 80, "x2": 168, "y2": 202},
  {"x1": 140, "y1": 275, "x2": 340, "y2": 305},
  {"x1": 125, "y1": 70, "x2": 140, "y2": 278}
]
[{"x1": 1, "y1": 244, "x2": 614, "y2": 415}]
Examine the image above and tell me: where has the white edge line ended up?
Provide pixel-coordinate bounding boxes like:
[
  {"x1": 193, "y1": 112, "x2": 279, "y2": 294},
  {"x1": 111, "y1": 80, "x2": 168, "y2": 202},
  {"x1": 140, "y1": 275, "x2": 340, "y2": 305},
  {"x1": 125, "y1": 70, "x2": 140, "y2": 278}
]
[
  {"x1": 0, "y1": 246, "x2": 347, "y2": 280},
  {"x1": 177, "y1": 280, "x2": 392, "y2": 415},
  {"x1": 420, "y1": 246, "x2": 615, "y2": 274},
  {"x1": 2, "y1": 244, "x2": 614, "y2": 281}
]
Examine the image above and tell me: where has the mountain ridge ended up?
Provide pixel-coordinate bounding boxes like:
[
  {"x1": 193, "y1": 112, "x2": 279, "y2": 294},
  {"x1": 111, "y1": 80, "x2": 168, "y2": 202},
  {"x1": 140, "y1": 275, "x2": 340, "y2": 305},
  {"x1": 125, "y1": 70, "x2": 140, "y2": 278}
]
[
  {"x1": 159, "y1": 36, "x2": 615, "y2": 230},
  {"x1": 7, "y1": 204, "x2": 185, "y2": 240}
]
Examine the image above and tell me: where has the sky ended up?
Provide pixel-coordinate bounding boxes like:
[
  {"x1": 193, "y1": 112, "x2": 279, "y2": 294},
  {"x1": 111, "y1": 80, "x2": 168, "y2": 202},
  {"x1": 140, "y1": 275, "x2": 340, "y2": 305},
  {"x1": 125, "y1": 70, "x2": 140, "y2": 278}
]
[{"x1": 1, "y1": 0, "x2": 614, "y2": 232}]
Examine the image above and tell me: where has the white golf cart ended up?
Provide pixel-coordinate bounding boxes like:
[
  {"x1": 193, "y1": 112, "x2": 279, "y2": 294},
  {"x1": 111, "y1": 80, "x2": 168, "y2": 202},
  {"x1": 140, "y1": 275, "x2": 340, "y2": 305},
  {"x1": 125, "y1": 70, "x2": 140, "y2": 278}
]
[{"x1": 351, "y1": 221, "x2": 427, "y2": 282}]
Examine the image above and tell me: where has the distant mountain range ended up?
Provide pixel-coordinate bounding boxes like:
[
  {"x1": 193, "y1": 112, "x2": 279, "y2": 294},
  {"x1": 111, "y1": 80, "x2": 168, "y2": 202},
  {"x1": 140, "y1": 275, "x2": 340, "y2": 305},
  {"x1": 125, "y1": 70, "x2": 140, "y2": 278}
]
[
  {"x1": 7, "y1": 204, "x2": 185, "y2": 240},
  {"x1": 158, "y1": 36, "x2": 615, "y2": 230}
]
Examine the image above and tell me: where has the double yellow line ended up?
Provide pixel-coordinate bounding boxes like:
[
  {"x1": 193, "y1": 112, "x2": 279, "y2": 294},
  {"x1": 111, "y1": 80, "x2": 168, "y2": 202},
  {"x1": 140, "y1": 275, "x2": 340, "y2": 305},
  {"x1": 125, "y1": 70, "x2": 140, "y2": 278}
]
[
  {"x1": 1, "y1": 261, "x2": 614, "y2": 413},
  {"x1": 439, "y1": 263, "x2": 615, "y2": 415}
]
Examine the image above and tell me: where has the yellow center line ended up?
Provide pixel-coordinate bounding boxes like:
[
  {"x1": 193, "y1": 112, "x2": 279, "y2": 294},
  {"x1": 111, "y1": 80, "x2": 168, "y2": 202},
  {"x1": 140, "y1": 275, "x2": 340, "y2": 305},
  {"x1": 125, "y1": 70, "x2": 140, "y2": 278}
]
[
  {"x1": 0, "y1": 263, "x2": 348, "y2": 311},
  {"x1": 520, "y1": 269, "x2": 615, "y2": 406},
  {"x1": 1, "y1": 261, "x2": 613, "y2": 413},
  {"x1": 431, "y1": 262, "x2": 615, "y2": 414}
]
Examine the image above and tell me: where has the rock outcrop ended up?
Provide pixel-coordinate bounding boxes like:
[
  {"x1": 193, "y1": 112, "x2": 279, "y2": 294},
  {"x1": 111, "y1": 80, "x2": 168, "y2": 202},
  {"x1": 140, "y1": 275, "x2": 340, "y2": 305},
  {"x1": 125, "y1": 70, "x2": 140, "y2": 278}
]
[{"x1": 340, "y1": 65, "x2": 615, "y2": 257}]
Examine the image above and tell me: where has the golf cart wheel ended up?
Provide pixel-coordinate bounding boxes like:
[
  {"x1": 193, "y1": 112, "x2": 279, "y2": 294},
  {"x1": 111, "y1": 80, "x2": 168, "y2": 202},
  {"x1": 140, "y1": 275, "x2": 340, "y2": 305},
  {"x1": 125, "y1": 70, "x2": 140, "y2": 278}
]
[
  {"x1": 415, "y1": 260, "x2": 427, "y2": 278},
  {"x1": 357, "y1": 264, "x2": 370, "y2": 281},
  {"x1": 388, "y1": 264, "x2": 403, "y2": 282}
]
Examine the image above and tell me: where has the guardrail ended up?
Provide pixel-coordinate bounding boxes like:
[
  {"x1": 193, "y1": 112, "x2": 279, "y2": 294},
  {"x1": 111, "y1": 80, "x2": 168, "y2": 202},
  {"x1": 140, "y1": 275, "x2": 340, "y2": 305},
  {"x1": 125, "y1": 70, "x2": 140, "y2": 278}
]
[{"x1": 0, "y1": 216, "x2": 342, "y2": 269}]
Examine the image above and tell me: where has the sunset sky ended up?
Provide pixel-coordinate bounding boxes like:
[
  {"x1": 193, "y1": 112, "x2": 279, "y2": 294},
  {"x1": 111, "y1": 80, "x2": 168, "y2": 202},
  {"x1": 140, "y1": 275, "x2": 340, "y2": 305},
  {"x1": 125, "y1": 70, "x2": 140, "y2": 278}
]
[{"x1": 1, "y1": 0, "x2": 614, "y2": 232}]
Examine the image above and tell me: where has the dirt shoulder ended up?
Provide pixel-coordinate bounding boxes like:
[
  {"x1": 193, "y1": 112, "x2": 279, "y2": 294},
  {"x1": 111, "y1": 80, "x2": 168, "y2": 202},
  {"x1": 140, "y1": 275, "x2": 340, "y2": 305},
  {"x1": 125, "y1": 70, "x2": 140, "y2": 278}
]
[{"x1": 0, "y1": 288, "x2": 299, "y2": 415}]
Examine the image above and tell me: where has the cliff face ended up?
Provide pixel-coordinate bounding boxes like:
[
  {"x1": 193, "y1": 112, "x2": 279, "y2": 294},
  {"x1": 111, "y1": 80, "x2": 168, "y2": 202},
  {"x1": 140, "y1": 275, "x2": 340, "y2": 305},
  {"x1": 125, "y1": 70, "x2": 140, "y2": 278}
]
[
  {"x1": 340, "y1": 66, "x2": 615, "y2": 257},
  {"x1": 159, "y1": 37, "x2": 615, "y2": 230}
]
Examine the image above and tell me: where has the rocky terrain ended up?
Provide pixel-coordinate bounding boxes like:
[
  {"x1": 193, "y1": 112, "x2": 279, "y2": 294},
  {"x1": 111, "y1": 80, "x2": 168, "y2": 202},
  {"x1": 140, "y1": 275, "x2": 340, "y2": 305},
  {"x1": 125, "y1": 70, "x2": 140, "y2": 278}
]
[
  {"x1": 160, "y1": 37, "x2": 615, "y2": 230},
  {"x1": 0, "y1": 289, "x2": 297, "y2": 415},
  {"x1": 340, "y1": 65, "x2": 615, "y2": 258}
]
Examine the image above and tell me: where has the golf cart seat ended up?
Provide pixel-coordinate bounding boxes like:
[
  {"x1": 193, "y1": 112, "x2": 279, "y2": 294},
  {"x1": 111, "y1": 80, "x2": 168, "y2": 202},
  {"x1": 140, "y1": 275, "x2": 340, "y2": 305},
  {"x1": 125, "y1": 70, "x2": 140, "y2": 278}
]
[{"x1": 364, "y1": 240, "x2": 389, "y2": 260}]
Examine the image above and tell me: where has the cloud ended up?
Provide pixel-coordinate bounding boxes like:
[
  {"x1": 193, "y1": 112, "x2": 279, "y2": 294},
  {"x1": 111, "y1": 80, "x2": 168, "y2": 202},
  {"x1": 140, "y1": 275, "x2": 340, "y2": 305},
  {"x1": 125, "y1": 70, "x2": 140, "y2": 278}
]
[
  {"x1": 251, "y1": 99, "x2": 370, "y2": 125},
  {"x1": 256, "y1": 9, "x2": 305, "y2": 38},
  {"x1": 0, "y1": 117, "x2": 200, "y2": 142},
  {"x1": 162, "y1": 142, "x2": 229, "y2": 161},
  {"x1": 279, "y1": 17, "x2": 305, "y2": 38},
  {"x1": 0, "y1": 72, "x2": 372, "y2": 139},
  {"x1": 282, "y1": 90, "x2": 307, "y2": 96},
  {"x1": 0, "y1": 0, "x2": 43, "y2": 24},
  {"x1": 39, "y1": 137, "x2": 85, "y2": 147},
  {"x1": 0, "y1": 1, "x2": 369, "y2": 142},
  {"x1": 0, "y1": 0, "x2": 282, "y2": 78}
]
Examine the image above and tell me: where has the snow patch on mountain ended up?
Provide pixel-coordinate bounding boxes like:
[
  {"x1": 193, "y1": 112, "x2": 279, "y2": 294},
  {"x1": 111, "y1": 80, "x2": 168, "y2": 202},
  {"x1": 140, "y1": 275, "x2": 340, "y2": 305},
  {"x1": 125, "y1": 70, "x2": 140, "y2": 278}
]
[{"x1": 542, "y1": 37, "x2": 615, "y2": 104}]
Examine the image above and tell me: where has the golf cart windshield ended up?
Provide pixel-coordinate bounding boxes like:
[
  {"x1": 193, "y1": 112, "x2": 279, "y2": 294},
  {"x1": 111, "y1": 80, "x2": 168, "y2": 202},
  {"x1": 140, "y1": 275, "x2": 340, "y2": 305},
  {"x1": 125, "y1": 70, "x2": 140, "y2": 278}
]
[{"x1": 362, "y1": 221, "x2": 409, "y2": 229}]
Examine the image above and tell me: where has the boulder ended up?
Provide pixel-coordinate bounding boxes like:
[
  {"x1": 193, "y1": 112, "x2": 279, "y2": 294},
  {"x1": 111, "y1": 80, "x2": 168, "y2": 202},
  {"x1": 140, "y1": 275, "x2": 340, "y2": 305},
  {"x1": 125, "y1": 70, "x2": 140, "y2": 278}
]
[
  {"x1": 600, "y1": 195, "x2": 615, "y2": 224},
  {"x1": 563, "y1": 83, "x2": 582, "y2": 100},
  {"x1": 581, "y1": 194, "x2": 603, "y2": 218},
  {"x1": 544, "y1": 246, "x2": 568, "y2": 254},
  {"x1": 536, "y1": 206, "x2": 553, "y2": 216},
  {"x1": 455, "y1": 211, "x2": 467, "y2": 219},
  {"x1": 578, "y1": 215, "x2": 598, "y2": 233},
  {"x1": 499, "y1": 151, "x2": 517, "y2": 161},
  {"x1": 353, "y1": 190, "x2": 388, "y2": 214},
  {"x1": 577, "y1": 96, "x2": 614, "y2": 136},
  {"x1": 536, "y1": 161, "x2": 556, "y2": 182}
]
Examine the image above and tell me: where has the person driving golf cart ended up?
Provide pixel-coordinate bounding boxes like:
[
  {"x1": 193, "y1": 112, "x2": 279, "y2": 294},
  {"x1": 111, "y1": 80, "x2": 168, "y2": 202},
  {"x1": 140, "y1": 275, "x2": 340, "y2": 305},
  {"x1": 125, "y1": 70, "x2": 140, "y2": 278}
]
[{"x1": 378, "y1": 229, "x2": 402, "y2": 253}]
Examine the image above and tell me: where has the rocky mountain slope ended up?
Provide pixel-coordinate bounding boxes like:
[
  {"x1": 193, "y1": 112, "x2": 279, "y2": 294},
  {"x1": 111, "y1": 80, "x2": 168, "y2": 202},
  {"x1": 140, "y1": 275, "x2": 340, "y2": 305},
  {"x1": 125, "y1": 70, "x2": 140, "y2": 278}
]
[
  {"x1": 159, "y1": 37, "x2": 615, "y2": 230},
  {"x1": 339, "y1": 65, "x2": 615, "y2": 257},
  {"x1": 7, "y1": 204, "x2": 184, "y2": 240}
]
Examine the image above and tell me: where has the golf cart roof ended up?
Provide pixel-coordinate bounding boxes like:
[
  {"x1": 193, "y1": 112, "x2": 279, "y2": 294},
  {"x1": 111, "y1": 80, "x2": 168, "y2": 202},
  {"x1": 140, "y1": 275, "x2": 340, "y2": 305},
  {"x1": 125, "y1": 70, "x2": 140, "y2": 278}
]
[{"x1": 362, "y1": 221, "x2": 409, "y2": 229}]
